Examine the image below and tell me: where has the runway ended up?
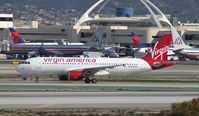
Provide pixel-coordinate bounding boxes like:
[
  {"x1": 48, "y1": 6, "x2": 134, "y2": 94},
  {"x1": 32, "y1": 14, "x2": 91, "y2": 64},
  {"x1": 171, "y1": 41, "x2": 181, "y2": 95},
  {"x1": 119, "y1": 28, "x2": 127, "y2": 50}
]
[
  {"x1": 0, "y1": 64, "x2": 19, "y2": 75},
  {"x1": 0, "y1": 63, "x2": 198, "y2": 109},
  {"x1": 0, "y1": 82, "x2": 199, "y2": 92},
  {"x1": 0, "y1": 92, "x2": 198, "y2": 109}
]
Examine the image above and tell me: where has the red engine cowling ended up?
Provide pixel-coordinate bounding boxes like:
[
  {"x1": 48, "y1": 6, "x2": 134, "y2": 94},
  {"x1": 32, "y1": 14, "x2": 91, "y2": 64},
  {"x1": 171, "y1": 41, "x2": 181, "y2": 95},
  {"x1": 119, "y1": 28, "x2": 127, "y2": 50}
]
[{"x1": 69, "y1": 70, "x2": 84, "y2": 81}]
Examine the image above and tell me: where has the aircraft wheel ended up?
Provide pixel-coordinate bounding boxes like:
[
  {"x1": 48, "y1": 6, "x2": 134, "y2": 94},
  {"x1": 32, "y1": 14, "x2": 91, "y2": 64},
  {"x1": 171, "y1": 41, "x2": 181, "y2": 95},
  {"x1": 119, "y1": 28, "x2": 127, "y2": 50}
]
[
  {"x1": 35, "y1": 79, "x2": 39, "y2": 83},
  {"x1": 91, "y1": 78, "x2": 97, "y2": 83},
  {"x1": 85, "y1": 78, "x2": 91, "y2": 83},
  {"x1": 35, "y1": 77, "x2": 39, "y2": 83},
  {"x1": 21, "y1": 76, "x2": 27, "y2": 81}
]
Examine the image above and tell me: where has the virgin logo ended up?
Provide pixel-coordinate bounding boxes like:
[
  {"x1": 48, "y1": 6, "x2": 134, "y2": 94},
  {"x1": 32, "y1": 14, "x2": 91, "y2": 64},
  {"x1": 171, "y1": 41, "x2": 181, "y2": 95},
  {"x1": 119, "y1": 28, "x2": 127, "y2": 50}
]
[{"x1": 150, "y1": 41, "x2": 169, "y2": 60}]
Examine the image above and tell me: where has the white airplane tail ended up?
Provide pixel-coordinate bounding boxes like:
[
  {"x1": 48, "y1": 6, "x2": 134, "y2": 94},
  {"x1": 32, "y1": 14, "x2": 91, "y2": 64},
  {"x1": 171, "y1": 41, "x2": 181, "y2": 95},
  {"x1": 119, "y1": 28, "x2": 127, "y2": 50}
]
[
  {"x1": 171, "y1": 26, "x2": 192, "y2": 50},
  {"x1": 86, "y1": 29, "x2": 105, "y2": 50}
]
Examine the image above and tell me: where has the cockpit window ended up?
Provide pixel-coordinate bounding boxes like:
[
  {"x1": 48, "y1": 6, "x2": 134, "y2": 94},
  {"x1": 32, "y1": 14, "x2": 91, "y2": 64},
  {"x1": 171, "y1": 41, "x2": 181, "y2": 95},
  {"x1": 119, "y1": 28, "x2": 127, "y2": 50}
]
[{"x1": 21, "y1": 61, "x2": 30, "y2": 64}]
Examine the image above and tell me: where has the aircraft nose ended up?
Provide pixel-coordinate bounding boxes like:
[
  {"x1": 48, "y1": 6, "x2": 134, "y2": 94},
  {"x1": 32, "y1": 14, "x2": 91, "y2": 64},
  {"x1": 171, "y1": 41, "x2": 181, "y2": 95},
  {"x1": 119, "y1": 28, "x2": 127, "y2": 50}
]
[{"x1": 16, "y1": 65, "x2": 24, "y2": 73}]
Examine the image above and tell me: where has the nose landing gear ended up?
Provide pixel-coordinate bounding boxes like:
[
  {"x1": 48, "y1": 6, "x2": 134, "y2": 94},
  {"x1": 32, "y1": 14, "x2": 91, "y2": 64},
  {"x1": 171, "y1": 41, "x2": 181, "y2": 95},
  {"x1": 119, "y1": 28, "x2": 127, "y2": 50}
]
[{"x1": 35, "y1": 76, "x2": 39, "y2": 83}]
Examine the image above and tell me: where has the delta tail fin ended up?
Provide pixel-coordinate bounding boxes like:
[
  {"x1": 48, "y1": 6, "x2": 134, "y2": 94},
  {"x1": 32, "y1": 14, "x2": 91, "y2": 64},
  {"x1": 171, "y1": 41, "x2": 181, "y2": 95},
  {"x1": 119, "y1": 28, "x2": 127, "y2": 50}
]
[
  {"x1": 131, "y1": 32, "x2": 141, "y2": 48},
  {"x1": 171, "y1": 26, "x2": 191, "y2": 50},
  {"x1": 142, "y1": 34, "x2": 174, "y2": 70},
  {"x1": 9, "y1": 28, "x2": 25, "y2": 44},
  {"x1": 131, "y1": 32, "x2": 150, "y2": 54}
]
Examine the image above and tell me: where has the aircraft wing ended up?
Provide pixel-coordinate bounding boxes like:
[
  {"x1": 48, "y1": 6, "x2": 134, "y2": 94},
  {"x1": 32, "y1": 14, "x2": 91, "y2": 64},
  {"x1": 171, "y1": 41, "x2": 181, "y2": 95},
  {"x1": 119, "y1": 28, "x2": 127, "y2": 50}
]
[
  {"x1": 26, "y1": 48, "x2": 56, "y2": 56},
  {"x1": 63, "y1": 64, "x2": 125, "y2": 76},
  {"x1": 172, "y1": 48, "x2": 184, "y2": 54}
]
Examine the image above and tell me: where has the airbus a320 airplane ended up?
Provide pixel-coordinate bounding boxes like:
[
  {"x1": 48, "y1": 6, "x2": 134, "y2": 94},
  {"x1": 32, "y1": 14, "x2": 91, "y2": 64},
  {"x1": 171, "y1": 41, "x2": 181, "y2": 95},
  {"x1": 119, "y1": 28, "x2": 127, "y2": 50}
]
[{"x1": 16, "y1": 34, "x2": 174, "y2": 83}]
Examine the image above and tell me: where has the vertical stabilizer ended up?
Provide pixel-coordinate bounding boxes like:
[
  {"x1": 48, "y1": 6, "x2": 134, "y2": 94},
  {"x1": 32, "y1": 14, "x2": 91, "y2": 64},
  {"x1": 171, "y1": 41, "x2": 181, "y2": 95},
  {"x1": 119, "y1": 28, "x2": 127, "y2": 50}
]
[
  {"x1": 171, "y1": 26, "x2": 192, "y2": 50},
  {"x1": 9, "y1": 28, "x2": 25, "y2": 44},
  {"x1": 142, "y1": 34, "x2": 174, "y2": 70},
  {"x1": 131, "y1": 32, "x2": 141, "y2": 48},
  {"x1": 86, "y1": 29, "x2": 105, "y2": 50}
]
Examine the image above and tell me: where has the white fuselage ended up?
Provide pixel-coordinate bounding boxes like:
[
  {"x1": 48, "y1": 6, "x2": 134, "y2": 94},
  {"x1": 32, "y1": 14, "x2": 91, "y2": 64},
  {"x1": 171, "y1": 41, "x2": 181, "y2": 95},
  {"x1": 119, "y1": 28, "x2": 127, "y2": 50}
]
[
  {"x1": 175, "y1": 48, "x2": 199, "y2": 60},
  {"x1": 16, "y1": 42, "x2": 84, "y2": 46},
  {"x1": 16, "y1": 57, "x2": 152, "y2": 76}
]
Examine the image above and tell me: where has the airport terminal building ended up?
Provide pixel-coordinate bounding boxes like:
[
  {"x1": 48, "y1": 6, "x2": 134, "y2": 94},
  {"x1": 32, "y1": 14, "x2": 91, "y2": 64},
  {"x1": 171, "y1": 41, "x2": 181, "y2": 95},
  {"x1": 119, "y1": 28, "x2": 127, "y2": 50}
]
[
  {"x1": 1, "y1": 0, "x2": 199, "y2": 51},
  {"x1": 1, "y1": 20, "x2": 199, "y2": 47},
  {"x1": 0, "y1": 11, "x2": 199, "y2": 53}
]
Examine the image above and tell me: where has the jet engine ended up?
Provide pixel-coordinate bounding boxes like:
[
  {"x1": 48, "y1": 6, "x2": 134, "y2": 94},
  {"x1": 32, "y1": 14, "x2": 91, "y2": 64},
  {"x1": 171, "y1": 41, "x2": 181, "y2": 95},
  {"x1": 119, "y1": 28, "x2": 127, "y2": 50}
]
[
  {"x1": 59, "y1": 70, "x2": 84, "y2": 81},
  {"x1": 69, "y1": 70, "x2": 84, "y2": 81}
]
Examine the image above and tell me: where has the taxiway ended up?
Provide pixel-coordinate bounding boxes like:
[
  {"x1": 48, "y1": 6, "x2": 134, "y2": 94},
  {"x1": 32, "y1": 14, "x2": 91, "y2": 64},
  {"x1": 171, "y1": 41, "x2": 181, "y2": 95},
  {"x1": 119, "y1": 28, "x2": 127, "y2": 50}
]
[
  {"x1": 0, "y1": 92, "x2": 198, "y2": 109},
  {"x1": 0, "y1": 63, "x2": 198, "y2": 109}
]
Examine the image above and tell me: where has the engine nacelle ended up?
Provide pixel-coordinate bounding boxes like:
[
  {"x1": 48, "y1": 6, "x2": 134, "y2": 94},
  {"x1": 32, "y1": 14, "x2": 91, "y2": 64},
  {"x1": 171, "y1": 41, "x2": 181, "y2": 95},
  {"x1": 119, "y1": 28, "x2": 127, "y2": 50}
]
[
  {"x1": 68, "y1": 70, "x2": 84, "y2": 81},
  {"x1": 58, "y1": 70, "x2": 84, "y2": 81}
]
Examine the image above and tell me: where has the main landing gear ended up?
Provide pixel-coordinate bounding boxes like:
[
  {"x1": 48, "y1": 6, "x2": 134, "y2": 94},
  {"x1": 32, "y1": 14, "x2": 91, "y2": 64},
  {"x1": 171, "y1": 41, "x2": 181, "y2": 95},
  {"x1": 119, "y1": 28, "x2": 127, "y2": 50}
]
[
  {"x1": 83, "y1": 70, "x2": 97, "y2": 84},
  {"x1": 84, "y1": 78, "x2": 97, "y2": 84},
  {"x1": 21, "y1": 76, "x2": 27, "y2": 81}
]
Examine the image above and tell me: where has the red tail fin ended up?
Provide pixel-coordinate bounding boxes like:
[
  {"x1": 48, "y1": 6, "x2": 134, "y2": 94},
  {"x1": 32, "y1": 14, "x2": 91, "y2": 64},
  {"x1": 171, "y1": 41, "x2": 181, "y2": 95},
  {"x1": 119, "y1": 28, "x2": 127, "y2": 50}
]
[
  {"x1": 142, "y1": 34, "x2": 174, "y2": 70},
  {"x1": 9, "y1": 28, "x2": 25, "y2": 44},
  {"x1": 131, "y1": 32, "x2": 141, "y2": 48}
]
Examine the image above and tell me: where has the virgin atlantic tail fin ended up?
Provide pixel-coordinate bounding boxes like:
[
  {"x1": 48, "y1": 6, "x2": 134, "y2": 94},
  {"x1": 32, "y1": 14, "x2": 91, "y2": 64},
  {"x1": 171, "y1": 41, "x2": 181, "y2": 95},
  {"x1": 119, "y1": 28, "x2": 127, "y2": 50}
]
[
  {"x1": 9, "y1": 28, "x2": 25, "y2": 44},
  {"x1": 142, "y1": 34, "x2": 174, "y2": 70}
]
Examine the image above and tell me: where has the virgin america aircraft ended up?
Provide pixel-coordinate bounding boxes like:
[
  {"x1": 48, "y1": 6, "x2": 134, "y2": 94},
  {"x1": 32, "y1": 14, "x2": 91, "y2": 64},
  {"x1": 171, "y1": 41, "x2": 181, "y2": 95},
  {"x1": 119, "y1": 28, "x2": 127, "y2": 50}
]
[{"x1": 16, "y1": 34, "x2": 174, "y2": 83}]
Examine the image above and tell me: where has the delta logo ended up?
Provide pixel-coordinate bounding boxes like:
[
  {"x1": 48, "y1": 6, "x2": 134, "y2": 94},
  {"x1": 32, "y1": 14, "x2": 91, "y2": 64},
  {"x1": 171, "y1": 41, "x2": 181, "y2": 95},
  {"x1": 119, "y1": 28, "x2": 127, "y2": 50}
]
[{"x1": 10, "y1": 32, "x2": 20, "y2": 44}]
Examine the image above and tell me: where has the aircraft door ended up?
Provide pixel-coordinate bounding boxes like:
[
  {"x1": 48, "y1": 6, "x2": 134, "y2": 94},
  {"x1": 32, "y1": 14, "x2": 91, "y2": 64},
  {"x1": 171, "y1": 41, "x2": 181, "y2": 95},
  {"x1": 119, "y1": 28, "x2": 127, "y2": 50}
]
[
  {"x1": 140, "y1": 62, "x2": 147, "y2": 71},
  {"x1": 35, "y1": 62, "x2": 41, "y2": 69}
]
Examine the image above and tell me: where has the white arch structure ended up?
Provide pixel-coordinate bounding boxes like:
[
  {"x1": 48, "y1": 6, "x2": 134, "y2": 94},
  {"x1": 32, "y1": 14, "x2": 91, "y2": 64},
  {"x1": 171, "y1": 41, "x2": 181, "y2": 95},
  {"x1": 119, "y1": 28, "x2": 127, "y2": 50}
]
[
  {"x1": 74, "y1": 0, "x2": 172, "y2": 28},
  {"x1": 74, "y1": 0, "x2": 106, "y2": 27},
  {"x1": 140, "y1": 0, "x2": 172, "y2": 27}
]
